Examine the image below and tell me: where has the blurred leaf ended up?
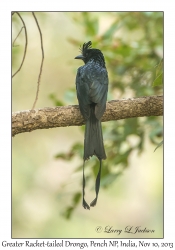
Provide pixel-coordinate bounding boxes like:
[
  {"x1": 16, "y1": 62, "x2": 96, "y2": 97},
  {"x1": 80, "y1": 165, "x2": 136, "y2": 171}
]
[
  {"x1": 49, "y1": 93, "x2": 64, "y2": 106},
  {"x1": 149, "y1": 123, "x2": 163, "y2": 144},
  {"x1": 101, "y1": 172, "x2": 122, "y2": 188},
  {"x1": 63, "y1": 88, "x2": 76, "y2": 104},
  {"x1": 54, "y1": 152, "x2": 74, "y2": 160},
  {"x1": 156, "y1": 59, "x2": 163, "y2": 76},
  {"x1": 55, "y1": 142, "x2": 84, "y2": 161},
  {"x1": 152, "y1": 59, "x2": 163, "y2": 86},
  {"x1": 152, "y1": 72, "x2": 163, "y2": 87},
  {"x1": 82, "y1": 12, "x2": 99, "y2": 36},
  {"x1": 73, "y1": 192, "x2": 81, "y2": 205},
  {"x1": 102, "y1": 21, "x2": 122, "y2": 40},
  {"x1": 63, "y1": 192, "x2": 82, "y2": 219},
  {"x1": 63, "y1": 206, "x2": 74, "y2": 220},
  {"x1": 137, "y1": 130, "x2": 144, "y2": 154},
  {"x1": 154, "y1": 140, "x2": 163, "y2": 152},
  {"x1": 67, "y1": 37, "x2": 81, "y2": 46}
]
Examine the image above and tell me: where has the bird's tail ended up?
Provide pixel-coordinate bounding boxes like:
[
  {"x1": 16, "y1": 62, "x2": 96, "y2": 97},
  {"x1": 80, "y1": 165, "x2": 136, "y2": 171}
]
[
  {"x1": 84, "y1": 105, "x2": 106, "y2": 161},
  {"x1": 82, "y1": 105, "x2": 106, "y2": 209}
]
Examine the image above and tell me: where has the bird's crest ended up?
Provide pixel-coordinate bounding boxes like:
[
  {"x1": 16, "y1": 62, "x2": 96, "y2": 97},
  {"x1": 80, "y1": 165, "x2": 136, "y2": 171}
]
[{"x1": 80, "y1": 41, "x2": 92, "y2": 55}]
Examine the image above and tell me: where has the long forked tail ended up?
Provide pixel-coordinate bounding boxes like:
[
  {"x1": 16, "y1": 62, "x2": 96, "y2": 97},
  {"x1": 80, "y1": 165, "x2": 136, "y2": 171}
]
[
  {"x1": 82, "y1": 105, "x2": 106, "y2": 209},
  {"x1": 82, "y1": 159, "x2": 102, "y2": 209},
  {"x1": 82, "y1": 161, "x2": 90, "y2": 210},
  {"x1": 84, "y1": 105, "x2": 106, "y2": 161},
  {"x1": 90, "y1": 160, "x2": 102, "y2": 207}
]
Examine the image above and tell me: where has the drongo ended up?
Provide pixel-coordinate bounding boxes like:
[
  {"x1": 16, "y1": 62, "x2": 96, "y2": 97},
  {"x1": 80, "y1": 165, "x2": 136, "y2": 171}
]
[{"x1": 75, "y1": 41, "x2": 108, "y2": 209}]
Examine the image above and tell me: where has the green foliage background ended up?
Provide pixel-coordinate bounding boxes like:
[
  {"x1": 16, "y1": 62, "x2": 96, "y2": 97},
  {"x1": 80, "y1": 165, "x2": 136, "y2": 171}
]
[
  {"x1": 54, "y1": 12, "x2": 163, "y2": 219},
  {"x1": 12, "y1": 12, "x2": 163, "y2": 238}
]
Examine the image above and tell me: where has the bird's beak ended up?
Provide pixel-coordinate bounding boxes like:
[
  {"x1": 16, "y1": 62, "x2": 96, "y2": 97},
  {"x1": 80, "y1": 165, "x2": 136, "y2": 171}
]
[{"x1": 75, "y1": 55, "x2": 84, "y2": 60}]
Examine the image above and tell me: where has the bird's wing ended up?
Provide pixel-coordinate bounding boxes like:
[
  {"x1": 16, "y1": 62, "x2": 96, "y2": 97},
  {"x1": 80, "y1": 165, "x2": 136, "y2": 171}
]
[
  {"x1": 89, "y1": 68, "x2": 108, "y2": 120},
  {"x1": 76, "y1": 68, "x2": 91, "y2": 120},
  {"x1": 76, "y1": 66, "x2": 108, "y2": 120}
]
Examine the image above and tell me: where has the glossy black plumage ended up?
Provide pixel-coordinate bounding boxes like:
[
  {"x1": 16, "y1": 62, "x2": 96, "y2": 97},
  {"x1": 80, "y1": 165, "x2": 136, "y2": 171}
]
[{"x1": 75, "y1": 41, "x2": 108, "y2": 209}]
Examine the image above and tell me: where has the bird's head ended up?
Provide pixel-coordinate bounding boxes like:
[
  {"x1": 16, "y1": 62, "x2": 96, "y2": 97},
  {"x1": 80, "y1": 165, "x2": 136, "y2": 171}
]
[{"x1": 75, "y1": 41, "x2": 105, "y2": 67}]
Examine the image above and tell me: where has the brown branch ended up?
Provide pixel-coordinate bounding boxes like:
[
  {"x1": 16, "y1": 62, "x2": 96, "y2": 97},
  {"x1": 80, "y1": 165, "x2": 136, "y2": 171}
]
[
  {"x1": 12, "y1": 26, "x2": 24, "y2": 47},
  {"x1": 12, "y1": 12, "x2": 28, "y2": 78},
  {"x1": 31, "y1": 12, "x2": 44, "y2": 110},
  {"x1": 12, "y1": 95, "x2": 163, "y2": 137}
]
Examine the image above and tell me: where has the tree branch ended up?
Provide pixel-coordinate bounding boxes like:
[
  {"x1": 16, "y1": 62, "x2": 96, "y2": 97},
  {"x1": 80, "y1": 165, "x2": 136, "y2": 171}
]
[
  {"x1": 12, "y1": 95, "x2": 163, "y2": 137},
  {"x1": 31, "y1": 12, "x2": 44, "y2": 110},
  {"x1": 12, "y1": 26, "x2": 24, "y2": 47},
  {"x1": 12, "y1": 12, "x2": 28, "y2": 78}
]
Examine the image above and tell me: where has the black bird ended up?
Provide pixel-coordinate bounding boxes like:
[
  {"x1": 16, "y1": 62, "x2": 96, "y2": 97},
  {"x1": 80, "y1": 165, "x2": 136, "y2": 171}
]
[{"x1": 75, "y1": 41, "x2": 108, "y2": 209}]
